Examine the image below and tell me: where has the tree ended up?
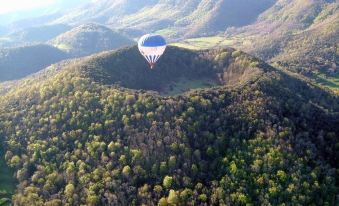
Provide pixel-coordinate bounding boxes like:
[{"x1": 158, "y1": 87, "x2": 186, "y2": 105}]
[
  {"x1": 180, "y1": 188, "x2": 193, "y2": 202},
  {"x1": 168, "y1": 156, "x2": 176, "y2": 170},
  {"x1": 167, "y1": 190, "x2": 179, "y2": 205},
  {"x1": 122, "y1": 165, "x2": 131, "y2": 177},
  {"x1": 154, "y1": 185, "x2": 163, "y2": 194},
  {"x1": 198, "y1": 194, "x2": 207, "y2": 202},
  {"x1": 64, "y1": 183, "x2": 75, "y2": 198},
  {"x1": 9, "y1": 155, "x2": 21, "y2": 167},
  {"x1": 160, "y1": 162, "x2": 168, "y2": 174},
  {"x1": 158, "y1": 197, "x2": 167, "y2": 206},
  {"x1": 163, "y1": 176, "x2": 173, "y2": 189}
]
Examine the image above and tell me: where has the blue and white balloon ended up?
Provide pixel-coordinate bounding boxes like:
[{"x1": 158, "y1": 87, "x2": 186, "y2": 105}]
[{"x1": 138, "y1": 34, "x2": 167, "y2": 69}]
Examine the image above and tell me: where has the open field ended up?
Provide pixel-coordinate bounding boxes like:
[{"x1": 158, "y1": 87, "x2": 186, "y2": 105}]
[
  {"x1": 160, "y1": 77, "x2": 219, "y2": 96},
  {"x1": 313, "y1": 71, "x2": 339, "y2": 94},
  {"x1": 171, "y1": 36, "x2": 235, "y2": 50}
]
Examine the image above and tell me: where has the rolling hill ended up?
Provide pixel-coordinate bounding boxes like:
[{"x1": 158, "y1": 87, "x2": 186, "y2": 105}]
[
  {"x1": 49, "y1": 23, "x2": 135, "y2": 57},
  {"x1": 0, "y1": 46, "x2": 337, "y2": 205},
  {"x1": 0, "y1": 44, "x2": 68, "y2": 82}
]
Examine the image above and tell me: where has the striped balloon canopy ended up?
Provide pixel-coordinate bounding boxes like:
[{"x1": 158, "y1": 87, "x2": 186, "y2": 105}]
[{"x1": 138, "y1": 34, "x2": 167, "y2": 69}]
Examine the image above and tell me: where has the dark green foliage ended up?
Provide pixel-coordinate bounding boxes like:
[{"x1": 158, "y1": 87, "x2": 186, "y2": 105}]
[{"x1": 0, "y1": 46, "x2": 338, "y2": 205}]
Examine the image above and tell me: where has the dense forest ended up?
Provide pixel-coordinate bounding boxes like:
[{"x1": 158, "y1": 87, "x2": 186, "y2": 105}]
[{"x1": 0, "y1": 46, "x2": 338, "y2": 205}]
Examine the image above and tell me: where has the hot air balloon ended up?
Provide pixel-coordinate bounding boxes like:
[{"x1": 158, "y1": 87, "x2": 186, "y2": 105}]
[{"x1": 138, "y1": 34, "x2": 167, "y2": 69}]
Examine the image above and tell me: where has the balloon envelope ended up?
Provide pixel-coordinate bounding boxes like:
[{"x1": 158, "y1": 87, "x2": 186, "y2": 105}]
[{"x1": 138, "y1": 34, "x2": 167, "y2": 68}]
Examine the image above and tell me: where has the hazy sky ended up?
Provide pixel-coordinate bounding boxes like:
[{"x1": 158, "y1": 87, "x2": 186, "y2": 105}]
[{"x1": 0, "y1": 0, "x2": 58, "y2": 14}]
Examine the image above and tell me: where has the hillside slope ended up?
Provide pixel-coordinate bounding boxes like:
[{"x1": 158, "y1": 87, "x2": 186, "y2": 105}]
[
  {"x1": 0, "y1": 44, "x2": 68, "y2": 82},
  {"x1": 265, "y1": 14, "x2": 338, "y2": 74},
  {"x1": 53, "y1": 0, "x2": 276, "y2": 38},
  {"x1": 49, "y1": 23, "x2": 134, "y2": 57},
  {"x1": 225, "y1": 0, "x2": 339, "y2": 73},
  {"x1": 0, "y1": 46, "x2": 338, "y2": 205}
]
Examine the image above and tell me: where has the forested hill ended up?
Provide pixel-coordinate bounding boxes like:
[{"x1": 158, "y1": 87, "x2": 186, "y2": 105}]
[
  {"x1": 0, "y1": 46, "x2": 338, "y2": 205},
  {"x1": 49, "y1": 23, "x2": 134, "y2": 57}
]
